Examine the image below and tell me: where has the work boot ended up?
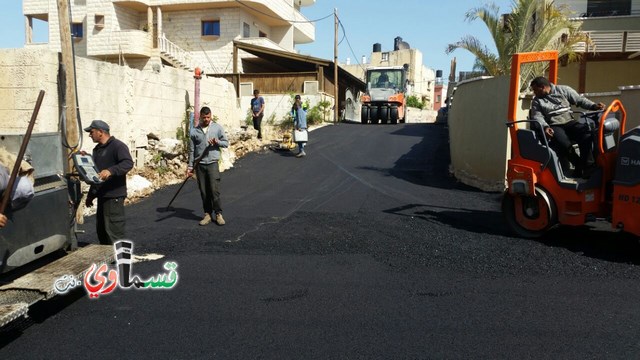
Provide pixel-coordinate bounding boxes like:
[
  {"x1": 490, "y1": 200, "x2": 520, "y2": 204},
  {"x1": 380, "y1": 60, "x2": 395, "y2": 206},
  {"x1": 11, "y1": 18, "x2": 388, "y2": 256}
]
[
  {"x1": 215, "y1": 213, "x2": 226, "y2": 226},
  {"x1": 199, "y1": 213, "x2": 212, "y2": 226},
  {"x1": 295, "y1": 151, "x2": 306, "y2": 158}
]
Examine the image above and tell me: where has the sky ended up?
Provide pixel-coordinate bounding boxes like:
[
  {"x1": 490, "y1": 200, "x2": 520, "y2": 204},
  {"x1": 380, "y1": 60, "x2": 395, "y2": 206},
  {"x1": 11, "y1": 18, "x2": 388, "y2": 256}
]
[
  {"x1": 297, "y1": 0, "x2": 515, "y2": 77},
  {"x1": 0, "y1": 0, "x2": 516, "y2": 78}
]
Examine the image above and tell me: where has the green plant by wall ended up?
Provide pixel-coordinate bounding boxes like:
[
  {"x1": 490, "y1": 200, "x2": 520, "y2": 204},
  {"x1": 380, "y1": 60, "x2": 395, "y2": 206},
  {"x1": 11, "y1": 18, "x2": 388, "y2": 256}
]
[
  {"x1": 176, "y1": 106, "x2": 193, "y2": 158},
  {"x1": 156, "y1": 165, "x2": 170, "y2": 175},
  {"x1": 316, "y1": 100, "x2": 331, "y2": 122},
  {"x1": 306, "y1": 106, "x2": 323, "y2": 125},
  {"x1": 266, "y1": 113, "x2": 277, "y2": 126},
  {"x1": 278, "y1": 112, "x2": 294, "y2": 132},
  {"x1": 245, "y1": 109, "x2": 253, "y2": 127},
  {"x1": 406, "y1": 95, "x2": 425, "y2": 110}
]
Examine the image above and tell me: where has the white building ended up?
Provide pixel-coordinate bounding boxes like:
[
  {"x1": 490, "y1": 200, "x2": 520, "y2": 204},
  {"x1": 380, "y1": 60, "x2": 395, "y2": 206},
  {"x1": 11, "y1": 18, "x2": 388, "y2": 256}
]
[
  {"x1": 22, "y1": 0, "x2": 316, "y2": 74},
  {"x1": 552, "y1": 0, "x2": 640, "y2": 92}
]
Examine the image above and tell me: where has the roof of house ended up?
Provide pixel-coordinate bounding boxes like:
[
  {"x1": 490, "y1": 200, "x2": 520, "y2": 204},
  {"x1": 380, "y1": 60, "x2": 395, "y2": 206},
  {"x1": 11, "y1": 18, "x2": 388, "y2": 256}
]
[{"x1": 232, "y1": 40, "x2": 365, "y2": 90}]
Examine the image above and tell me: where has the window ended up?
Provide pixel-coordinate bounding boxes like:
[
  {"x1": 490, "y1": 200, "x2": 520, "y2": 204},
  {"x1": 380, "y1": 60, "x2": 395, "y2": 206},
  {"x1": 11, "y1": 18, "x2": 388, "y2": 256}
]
[
  {"x1": 201, "y1": 20, "x2": 220, "y2": 37},
  {"x1": 259, "y1": 31, "x2": 267, "y2": 38},
  {"x1": 243, "y1": 22, "x2": 250, "y2": 38},
  {"x1": 586, "y1": 0, "x2": 631, "y2": 17},
  {"x1": 94, "y1": 14, "x2": 104, "y2": 28},
  {"x1": 71, "y1": 22, "x2": 83, "y2": 38},
  {"x1": 381, "y1": 52, "x2": 389, "y2": 62}
]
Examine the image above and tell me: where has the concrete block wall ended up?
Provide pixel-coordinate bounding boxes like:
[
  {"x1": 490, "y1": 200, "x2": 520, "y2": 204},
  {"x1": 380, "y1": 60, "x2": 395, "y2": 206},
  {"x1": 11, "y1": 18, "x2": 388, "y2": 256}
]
[
  {"x1": 447, "y1": 76, "x2": 520, "y2": 192},
  {"x1": 0, "y1": 48, "x2": 241, "y2": 156},
  {"x1": 0, "y1": 49, "x2": 60, "y2": 134}
]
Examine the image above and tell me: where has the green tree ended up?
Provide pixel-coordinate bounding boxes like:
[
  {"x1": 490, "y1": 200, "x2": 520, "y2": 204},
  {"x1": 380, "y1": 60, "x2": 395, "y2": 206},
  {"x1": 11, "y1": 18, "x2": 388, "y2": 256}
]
[
  {"x1": 446, "y1": 0, "x2": 587, "y2": 88},
  {"x1": 406, "y1": 95, "x2": 424, "y2": 110}
]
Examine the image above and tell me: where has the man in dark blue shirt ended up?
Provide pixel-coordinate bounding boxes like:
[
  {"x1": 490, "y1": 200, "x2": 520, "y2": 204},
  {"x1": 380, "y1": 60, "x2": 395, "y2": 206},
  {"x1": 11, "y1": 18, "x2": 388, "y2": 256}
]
[
  {"x1": 250, "y1": 89, "x2": 265, "y2": 140},
  {"x1": 84, "y1": 120, "x2": 134, "y2": 245}
]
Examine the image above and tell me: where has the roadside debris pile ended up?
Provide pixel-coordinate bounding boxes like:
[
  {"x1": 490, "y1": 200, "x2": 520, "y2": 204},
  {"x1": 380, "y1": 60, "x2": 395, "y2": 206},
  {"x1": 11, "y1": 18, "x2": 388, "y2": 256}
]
[{"x1": 80, "y1": 126, "x2": 277, "y2": 217}]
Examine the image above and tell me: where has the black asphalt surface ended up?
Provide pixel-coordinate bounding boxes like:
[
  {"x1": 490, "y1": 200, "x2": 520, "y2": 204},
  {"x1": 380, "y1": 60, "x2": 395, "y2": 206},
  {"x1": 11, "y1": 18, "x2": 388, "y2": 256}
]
[{"x1": 2, "y1": 122, "x2": 640, "y2": 359}]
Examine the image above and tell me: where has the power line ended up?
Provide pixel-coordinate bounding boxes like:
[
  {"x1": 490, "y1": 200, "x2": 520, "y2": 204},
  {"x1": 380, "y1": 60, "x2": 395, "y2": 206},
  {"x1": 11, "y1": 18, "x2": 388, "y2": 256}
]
[
  {"x1": 234, "y1": 0, "x2": 333, "y2": 23},
  {"x1": 338, "y1": 18, "x2": 367, "y2": 74}
]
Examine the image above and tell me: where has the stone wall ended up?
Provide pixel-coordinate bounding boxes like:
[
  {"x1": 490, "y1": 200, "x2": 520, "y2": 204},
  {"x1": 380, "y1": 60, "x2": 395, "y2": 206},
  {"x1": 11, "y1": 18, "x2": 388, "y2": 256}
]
[
  {"x1": 0, "y1": 48, "x2": 241, "y2": 156},
  {"x1": 447, "y1": 76, "x2": 521, "y2": 192}
]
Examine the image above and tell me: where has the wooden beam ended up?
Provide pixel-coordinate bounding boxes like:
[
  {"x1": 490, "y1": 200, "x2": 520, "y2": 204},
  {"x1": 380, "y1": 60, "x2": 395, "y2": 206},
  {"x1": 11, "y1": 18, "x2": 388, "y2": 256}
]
[
  {"x1": 56, "y1": 0, "x2": 79, "y2": 157},
  {"x1": 233, "y1": 43, "x2": 238, "y2": 74}
]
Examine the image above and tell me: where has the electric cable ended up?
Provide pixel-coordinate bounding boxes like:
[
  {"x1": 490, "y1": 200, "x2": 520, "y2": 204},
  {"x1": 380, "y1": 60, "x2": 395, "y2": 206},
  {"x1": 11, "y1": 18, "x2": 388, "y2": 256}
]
[{"x1": 338, "y1": 18, "x2": 367, "y2": 74}]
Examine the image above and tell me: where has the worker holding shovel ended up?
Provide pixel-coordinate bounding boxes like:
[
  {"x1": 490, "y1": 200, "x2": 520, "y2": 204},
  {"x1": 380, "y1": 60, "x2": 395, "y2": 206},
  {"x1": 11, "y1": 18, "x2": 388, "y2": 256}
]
[{"x1": 186, "y1": 106, "x2": 229, "y2": 226}]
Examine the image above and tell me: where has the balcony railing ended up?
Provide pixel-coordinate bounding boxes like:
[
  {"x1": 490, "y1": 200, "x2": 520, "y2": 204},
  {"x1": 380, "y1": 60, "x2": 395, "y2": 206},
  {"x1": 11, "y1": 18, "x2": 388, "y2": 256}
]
[
  {"x1": 573, "y1": 30, "x2": 640, "y2": 53},
  {"x1": 577, "y1": 9, "x2": 640, "y2": 18},
  {"x1": 158, "y1": 35, "x2": 194, "y2": 71}
]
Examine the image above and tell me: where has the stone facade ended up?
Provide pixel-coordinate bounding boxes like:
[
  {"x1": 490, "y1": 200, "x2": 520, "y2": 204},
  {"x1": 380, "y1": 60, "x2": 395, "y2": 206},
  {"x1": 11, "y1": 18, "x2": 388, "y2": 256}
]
[
  {"x1": 22, "y1": 0, "x2": 315, "y2": 74},
  {"x1": 0, "y1": 48, "x2": 240, "y2": 156}
]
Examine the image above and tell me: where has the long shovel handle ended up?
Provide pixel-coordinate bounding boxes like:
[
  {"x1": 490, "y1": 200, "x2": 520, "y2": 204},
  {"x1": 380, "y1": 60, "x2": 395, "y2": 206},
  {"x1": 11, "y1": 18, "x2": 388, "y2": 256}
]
[
  {"x1": 0, "y1": 90, "x2": 45, "y2": 214},
  {"x1": 164, "y1": 145, "x2": 210, "y2": 210},
  {"x1": 165, "y1": 176, "x2": 191, "y2": 211}
]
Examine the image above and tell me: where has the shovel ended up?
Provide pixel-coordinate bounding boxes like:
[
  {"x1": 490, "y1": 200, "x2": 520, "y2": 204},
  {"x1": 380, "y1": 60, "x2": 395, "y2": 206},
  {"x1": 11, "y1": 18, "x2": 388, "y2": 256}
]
[{"x1": 164, "y1": 146, "x2": 210, "y2": 211}]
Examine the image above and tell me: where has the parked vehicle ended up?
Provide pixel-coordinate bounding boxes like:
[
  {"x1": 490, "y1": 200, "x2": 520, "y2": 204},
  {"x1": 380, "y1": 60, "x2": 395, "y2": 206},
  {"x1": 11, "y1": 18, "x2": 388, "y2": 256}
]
[{"x1": 0, "y1": 92, "x2": 83, "y2": 274}]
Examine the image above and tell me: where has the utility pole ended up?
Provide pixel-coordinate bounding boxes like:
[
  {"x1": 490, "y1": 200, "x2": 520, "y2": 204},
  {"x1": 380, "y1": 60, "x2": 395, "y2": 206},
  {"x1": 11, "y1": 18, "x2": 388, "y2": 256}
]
[
  {"x1": 56, "y1": 0, "x2": 79, "y2": 155},
  {"x1": 333, "y1": 8, "x2": 338, "y2": 124},
  {"x1": 194, "y1": 67, "x2": 201, "y2": 128}
]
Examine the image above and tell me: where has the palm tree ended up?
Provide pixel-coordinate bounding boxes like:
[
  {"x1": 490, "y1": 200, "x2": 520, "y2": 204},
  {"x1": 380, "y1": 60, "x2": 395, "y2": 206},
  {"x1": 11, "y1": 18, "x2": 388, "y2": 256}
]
[{"x1": 446, "y1": 0, "x2": 587, "y2": 87}]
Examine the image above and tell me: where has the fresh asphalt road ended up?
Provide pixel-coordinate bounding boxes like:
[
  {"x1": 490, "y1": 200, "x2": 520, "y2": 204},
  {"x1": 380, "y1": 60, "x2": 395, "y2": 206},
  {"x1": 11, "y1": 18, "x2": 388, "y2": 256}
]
[{"x1": 2, "y1": 122, "x2": 640, "y2": 359}]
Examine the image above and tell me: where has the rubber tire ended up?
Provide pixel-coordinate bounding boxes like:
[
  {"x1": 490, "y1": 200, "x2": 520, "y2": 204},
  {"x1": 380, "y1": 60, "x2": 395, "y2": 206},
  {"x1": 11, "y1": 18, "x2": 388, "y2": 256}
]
[
  {"x1": 370, "y1": 106, "x2": 379, "y2": 124},
  {"x1": 380, "y1": 105, "x2": 389, "y2": 124},
  {"x1": 501, "y1": 187, "x2": 556, "y2": 239},
  {"x1": 361, "y1": 106, "x2": 369, "y2": 124},
  {"x1": 390, "y1": 106, "x2": 399, "y2": 124}
]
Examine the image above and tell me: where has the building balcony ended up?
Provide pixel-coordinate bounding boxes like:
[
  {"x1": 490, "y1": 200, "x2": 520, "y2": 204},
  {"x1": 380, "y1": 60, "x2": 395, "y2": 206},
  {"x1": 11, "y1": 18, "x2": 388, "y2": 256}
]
[
  {"x1": 575, "y1": 9, "x2": 640, "y2": 18},
  {"x1": 112, "y1": 0, "x2": 315, "y2": 45},
  {"x1": 88, "y1": 29, "x2": 152, "y2": 57},
  {"x1": 291, "y1": 8, "x2": 314, "y2": 44},
  {"x1": 572, "y1": 30, "x2": 640, "y2": 54},
  {"x1": 22, "y1": 0, "x2": 51, "y2": 15}
]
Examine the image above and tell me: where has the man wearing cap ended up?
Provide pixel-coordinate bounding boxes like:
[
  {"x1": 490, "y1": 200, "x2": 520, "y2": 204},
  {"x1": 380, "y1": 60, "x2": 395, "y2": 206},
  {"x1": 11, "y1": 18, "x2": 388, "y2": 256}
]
[{"x1": 84, "y1": 120, "x2": 134, "y2": 245}]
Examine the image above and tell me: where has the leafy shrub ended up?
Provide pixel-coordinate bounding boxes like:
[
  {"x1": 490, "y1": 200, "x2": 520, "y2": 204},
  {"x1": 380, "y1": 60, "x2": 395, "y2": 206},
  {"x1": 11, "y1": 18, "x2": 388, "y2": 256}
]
[
  {"x1": 406, "y1": 95, "x2": 424, "y2": 110},
  {"x1": 306, "y1": 106, "x2": 323, "y2": 125}
]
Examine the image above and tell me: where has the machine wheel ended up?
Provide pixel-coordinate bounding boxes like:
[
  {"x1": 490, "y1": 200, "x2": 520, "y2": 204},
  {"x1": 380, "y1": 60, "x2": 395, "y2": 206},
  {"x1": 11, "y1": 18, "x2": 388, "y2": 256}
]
[
  {"x1": 361, "y1": 106, "x2": 369, "y2": 124},
  {"x1": 390, "y1": 106, "x2": 399, "y2": 124},
  {"x1": 380, "y1": 105, "x2": 389, "y2": 124},
  {"x1": 370, "y1": 106, "x2": 379, "y2": 124},
  {"x1": 501, "y1": 186, "x2": 557, "y2": 239}
]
